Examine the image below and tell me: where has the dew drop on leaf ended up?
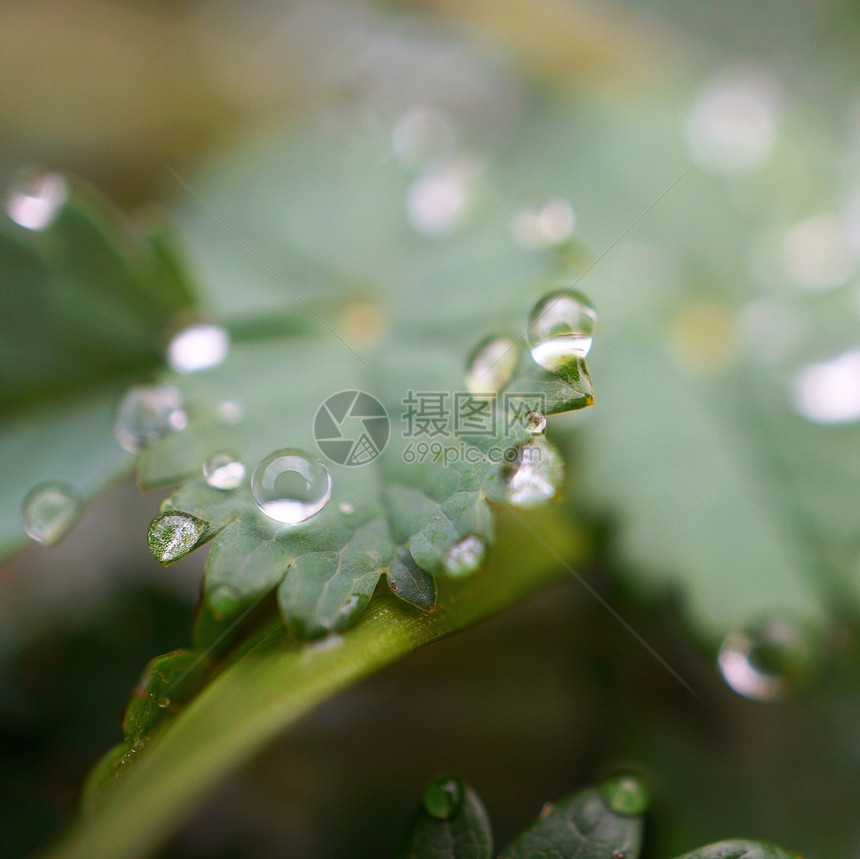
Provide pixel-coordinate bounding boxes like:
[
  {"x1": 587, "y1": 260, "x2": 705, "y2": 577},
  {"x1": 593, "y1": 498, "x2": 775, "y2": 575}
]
[
  {"x1": 442, "y1": 535, "x2": 487, "y2": 577},
  {"x1": 422, "y1": 775, "x2": 464, "y2": 820},
  {"x1": 599, "y1": 772, "x2": 651, "y2": 816},
  {"x1": 147, "y1": 512, "x2": 207, "y2": 564},
  {"x1": 523, "y1": 409, "x2": 547, "y2": 434},
  {"x1": 510, "y1": 197, "x2": 576, "y2": 249},
  {"x1": 203, "y1": 452, "x2": 246, "y2": 490},
  {"x1": 527, "y1": 289, "x2": 597, "y2": 372},
  {"x1": 215, "y1": 398, "x2": 244, "y2": 425},
  {"x1": 114, "y1": 385, "x2": 187, "y2": 453},
  {"x1": 465, "y1": 334, "x2": 518, "y2": 396},
  {"x1": 718, "y1": 618, "x2": 818, "y2": 702},
  {"x1": 4, "y1": 168, "x2": 68, "y2": 230},
  {"x1": 22, "y1": 482, "x2": 82, "y2": 546},
  {"x1": 167, "y1": 324, "x2": 230, "y2": 374},
  {"x1": 502, "y1": 436, "x2": 564, "y2": 508},
  {"x1": 251, "y1": 449, "x2": 332, "y2": 525}
]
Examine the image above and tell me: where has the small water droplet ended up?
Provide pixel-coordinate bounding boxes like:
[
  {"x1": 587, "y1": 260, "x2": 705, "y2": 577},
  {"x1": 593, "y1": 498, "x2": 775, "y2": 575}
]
[
  {"x1": 510, "y1": 197, "x2": 576, "y2": 249},
  {"x1": 167, "y1": 324, "x2": 230, "y2": 374},
  {"x1": 718, "y1": 619, "x2": 818, "y2": 702},
  {"x1": 465, "y1": 334, "x2": 518, "y2": 395},
  {"x1": 442, "y1": 535, "x2": 486, "y2": 577},
  {"x1": 203, "y1": 452, "x2": 246, "y2": 490},
  {"x1": 338, "y1": 501, "x2": 355, "y2": 515},
  {"x1": 793, "y1": 349, "x2": 860, "y2": 425},
  {"x1": 157, "y1": 696, "x2": 170, "y2": 709},
  {"x1": 147, "y1": 512, "x2": 207, "y2": 564},
  {"x1": 392, "y1": 106, "x2": 456, "y2": 169},
  {"x1": 5, "y1": 168, "x2": 68, "y2": 230},
  {"x1": 523, "y1": 410, "x2": 547, "y2": 434},
  {"x1": 527, "y1": 290, "x2": 597, "y2": 372},
  {"x1": 423, "y1": 775, "x2": 464, "y2": 820},
  {"x1": 600, "y1": 772, "x2": 651, "y2": 816},
  {"x1": 251, "y1": 449, "x2": 332, "y2": 525},
  {"x1": 502, "y1": 436, "x2": 564, "y2": 508},
  {"x1": 407, "y1": 156, "x2": 481, "y2": 236},
  {"x1": 115, "y1": 385, "x2": 187, "y2": 453},
  {"x1": 22, "y1": 482, "x2": 81, "y2": 546},
  {"x1": 215, "y1": 398, "x2": 244, "y2": 425}
]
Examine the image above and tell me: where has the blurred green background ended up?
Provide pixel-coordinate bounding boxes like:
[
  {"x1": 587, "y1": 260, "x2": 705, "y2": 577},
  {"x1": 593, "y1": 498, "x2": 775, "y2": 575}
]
[{"x1": 2, "y1": 1, "x2": 860, "y2": 856}]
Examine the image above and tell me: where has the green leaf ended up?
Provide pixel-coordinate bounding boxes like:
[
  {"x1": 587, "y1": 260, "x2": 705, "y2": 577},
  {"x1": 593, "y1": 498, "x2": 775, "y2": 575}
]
[
  {"x1": 0, "y1": 174, "x2": 196, "y2": 560},
  {"x1": 673, "y1": 841, "x2": 801, "y2": 859},
  {"x1": 498, "y1": 778, "x2": 646, "y2": 859},
  {"x1": 395, "y1": 776, "x2": 493, "y2": 859},
  {"x1": 48, "y1": 507, "x2": 582, "y2": 859}
]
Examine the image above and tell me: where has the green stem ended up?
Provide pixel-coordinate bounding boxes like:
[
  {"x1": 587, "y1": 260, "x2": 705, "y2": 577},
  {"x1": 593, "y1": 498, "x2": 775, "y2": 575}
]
[{"x1": 49, "y1": 507, "x2": 584, "y2": 859}]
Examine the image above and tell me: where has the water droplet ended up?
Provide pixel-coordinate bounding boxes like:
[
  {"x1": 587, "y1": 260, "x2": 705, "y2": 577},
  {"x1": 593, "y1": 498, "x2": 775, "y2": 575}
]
[
  {"x1": 251, "y1": 449, "x2": 332, "y2": 525},
  {"x1": 5, "y1": 168, "x2": 68, "y2": 230},
  {"x1": 465, "y1": 334, "x2": 519, "y2": 395},
  {"x1": 115, "y1": 385, "x2": 187, "y2": 453},
  {"x1": 718, "y1": 619, "x2": 818, "y2": 702},
  {"x1": 502, "y1": 436, "x2": 564, "y2": 508},
  {"x1": 203, "y1": 452, "x2": 246, "y2": 490},
  {"x1": 510, "y1": 197, "x2": 576, "y2": 249},
  {"x1": 442, "y1": 535, "x2": 486, "y2": 577},
  {"x1": 527, "y1": 290, "x2": 597, "y2": 372},
  {"x1": 338, "y1": 501, "x2": 355, "y2": 515},
  {"x1": 215, "y1": 398, "x2": 244, "y2": 425},
  {"x1": 782, "y1": 214, "x2": 856, "y2": 290},
  {"x1": 156, "y1": 696, "x2": 170, "y2": 709},
  {"x1": 392, "y1": 106, "x2": 456, "y2": 170},
  {"x1": 147, "y1": 512, "x2": 207, "y2": 564},
  {"x1": 423, "y1": 775, "x2": 464, "y2": 820},
  {"x1": 523, "y1": 410, "x2": 547, "y2": 434},
  {"x1": 167, "y1": 324, "x2": 230, "y2": 374},
  {"x1": 22, "y1": 482, "x2": 81, "y2": 546},
  {"x1": 600, "y1": 772, "x2": 651, "y2": 816},
  {"x1": 407, "y1": 156, "x2": 481, "y2": 236},
  {"x1": 685, "y1": 68, "x2": 779, "y2": 175},
  {"x1": 793, "y1": 349, "x2": 860, "y2": 424}
]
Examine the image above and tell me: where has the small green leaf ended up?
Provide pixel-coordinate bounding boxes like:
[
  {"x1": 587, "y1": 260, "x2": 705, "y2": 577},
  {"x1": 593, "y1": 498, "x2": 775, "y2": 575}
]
[
  {"x1": 395, "y1": 777, "x2": 493, "y2": 859},
  {"x1": 672, "y1": 840, "x2": 802, "y2": 859}
]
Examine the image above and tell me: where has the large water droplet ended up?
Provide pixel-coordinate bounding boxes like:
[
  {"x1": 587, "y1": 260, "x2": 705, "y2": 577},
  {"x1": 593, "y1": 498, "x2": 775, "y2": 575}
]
[
  {"x1": 115, "y1": 385, "x2": 187, "y2": 453},
  {"x1": 203, "y1": 452, "x2": 246, "y2": 490},
  {"x1": 600, "y1": 772, "x2": 651, "y2": 816},
  {"x1": 167, "y1": 324, "x2": 230, "y2": 374},
  {"x1": 148, "y1": 512, "x2": 207, "y2": 564},
  {"x1": 22, "y1": 482, "x2": 81, "y2": 546},
  {"x1": 465, "y1": 334, "x2": 518, "y2": 395},
  {"x1": 422, "y1": 775, "x2": 464, "y2": 820},
  {"x1": 251, "y1": 449, "x2": 332, "y2": 525},
  {"x1": 502, "y1": 436, "x2": 564, "y2": 508},
  {"x1": 510, "y1": 197, "x2": 576, "y2": 249},
  {"x1": 5, "y1": 169, "x2": 68, "y2": 230},
  {"x1": 527, "y1": 290, "x2": 597, "y2": 372},
  {"x1": 442, "y1": 535, "x2": 486, "y2": 577},
  {"x1": 718, "y1": 619, "x2": 817, "y2": 702}
]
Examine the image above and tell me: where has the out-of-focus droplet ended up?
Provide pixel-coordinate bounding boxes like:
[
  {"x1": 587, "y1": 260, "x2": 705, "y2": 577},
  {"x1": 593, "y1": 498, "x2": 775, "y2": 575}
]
[
  {"x1": 167, "y1": 324, "x2": 230, "y2": 374},
  {"x1": 671, "y1": 300, "x2": 737, "y2": 372},
  {"x1": 718, "y1": 619, "x2": 818, "y2": 702},
  {"x1": 203, "y1": 452, "x2": 246, "y2": 490},
  {"x1": 5, "y1": 169, "x2": 68, "y2": 230},
  {"x1": 510, "y1": 197, "x2": 576, "y2": 249},
  {"x1": 793, "y1": 349, "x2": 860, "y2": 424},
  {"x1": 737, "y1": 299, "x2": 804, "y2": 365},
  {"x1": 215, "y1": 399, "x2": 244, "y2": 425},
  {"x1": 502, "y1": 436, "x2": 564, "y2": 508},
  {"x1": 338, "y1": 299, "x2": 386, "y2": 349},
  {"x1": 782, "y1": 214, "x2": 856, "y2": 291},
  {"x1": 527, "y1": 290, "x2": 597, "y2": 371},
  {"x1": 407, "y1": 156, "x2": 481, "y2": 236},
  {"x1": 115, "y1": 385, "x2": 187, "y2": 453},
  {"x1": 338, "y1": 501, "x2": 355, "y2": 515},
  {"x1": 251, "y1": 449, "x2": 332, "y2": 525},
  {"x1": 392, "y1": 106, "x2": 456, "y2": 169},
  {"x1": 422, "y1": 775, "x2": 465, "y2": 820},
  {"x1": 147, "y1": 512, "x2": 207, "y2": 564},
  {"x1": 442, "y1": 535, "x2": 486, "y2": 577},
  {"x1": 600, "y1": 772, "x2": 651, "y2": 816},
  {"x1": 685, "y1": 68, "x2": 778, "y2": 175},
  {"x1": 465, "y1": 334, "x2": 518, "y2": 395},
  {"x1": 22, "y1": 482, "x2": 82, "y2": 546}
]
